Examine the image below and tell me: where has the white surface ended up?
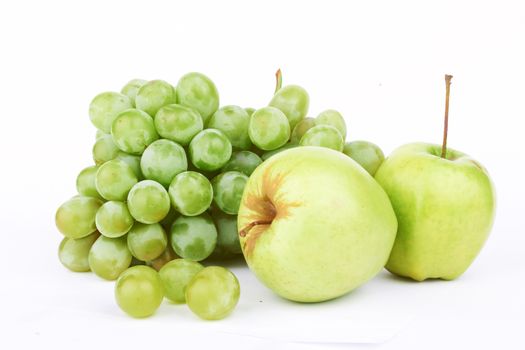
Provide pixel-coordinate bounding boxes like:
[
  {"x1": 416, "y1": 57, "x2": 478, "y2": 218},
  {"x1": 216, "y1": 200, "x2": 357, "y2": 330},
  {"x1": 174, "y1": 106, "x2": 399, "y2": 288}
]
[{"x1": 1, "y1": 0, "x2": 524, "y2": 349}]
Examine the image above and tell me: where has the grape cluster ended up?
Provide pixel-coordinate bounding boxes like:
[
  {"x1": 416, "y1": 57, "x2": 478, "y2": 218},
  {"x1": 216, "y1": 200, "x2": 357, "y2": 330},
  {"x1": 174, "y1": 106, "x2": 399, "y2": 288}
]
[{"x1": 55, "y1": 70, "x2": 385, "y2": 320}]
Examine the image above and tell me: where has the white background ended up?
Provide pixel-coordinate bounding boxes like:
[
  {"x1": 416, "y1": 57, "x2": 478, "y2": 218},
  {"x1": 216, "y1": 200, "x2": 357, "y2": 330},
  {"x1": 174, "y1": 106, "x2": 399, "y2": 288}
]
[{"x1": 1, "y1": 0, "x2": 524, "y2": 349}]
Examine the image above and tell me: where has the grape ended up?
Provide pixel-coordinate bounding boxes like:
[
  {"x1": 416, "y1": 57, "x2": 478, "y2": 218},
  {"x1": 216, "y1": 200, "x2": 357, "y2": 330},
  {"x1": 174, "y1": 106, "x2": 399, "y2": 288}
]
[
  {"x1": 115, "y1": 266, "x2": 164, "y2": 318},
  {"x1": 221, "y1": 151, "x2": 262, "y2": 176},
  {"x1": 154, "y1": 104, "x2": 203, "y2": 146},
  {"x1": 95, "y1": 201, "x2": 134, "y2": 238},
  {"x1": 140, "y1": 139, "x2": 187, "y2": 187},
  {"x1": 88, "y1": 235, "x2": 132, "y2": 280},
  {"x1": 111, "y1": 109, "x2": 159, "y2": 155},
  {"x1": 116, "y1": 152, "x2": 143, "y2": 179},
  {"x1": 92, "y1": 134, "x2": 120, "y2": 165},
  {"x1": 56, "y1": 196, "x2": 103, "y2": 239},
  {"x1": 168, "y1": 171, "x2": 213, "y2": 216},
  {"x1": 89, "y1": 92, "x2": 132, "y2": 133},
  {"x1": 170, "y1": 213, "x2": 217, "y2": 261},
  {"x1": 211, "y1": 209, "x2": 241, "y2": 258},
  {"x1": 96, "y1": 130, "x2": 108, "y2": 140},
  {"x1": 176, "y1": 72, "x2": 219, "y2": 125},
  {"x1": 121, "y1": 79, "x2": 147, "y2": 107},
  {"x1": 211, "y1": 171, "x2": 248, "y2": 215},
  {"x1": 207, "y1": 105, "x2": 252, "y2": 150},
  {"x1": 343, "y1": 140, "x2": 385, "y2": 176},
  {"x1": 316, "y1": 109, "x2": 347, "y2": 139},
  {"x1": 185, "y1": 266, "x2": 240, "y2": 320},
  {"x1": 95, "y1": 159, "x2": 138, "y2": 201},
  {"x1": 76, "y1": 165, "x2": 102, "y2": 199},
  {"x1": 269, "y1": 85, "x2": 309, "y2": 130},
  {"x1": 135, "y1": 80, "x2": 177, "y2": 117},
  {"x1": 127, "y1": 222, "x2": 168, "y2": 261},
  {"x1": 248, "y1": 107, "x2": 290, "y2": 151},
  {"x1": 159, "y1": 259, "x2": 204, "y2": 303},
  {"x1": 261, "y1": 143, "x2": 298, "y2": 161},
  {"x1": 58, "y1": 232, "x2": 100, "y2": 272},
  {"x1": 146, "y1": 244, "x2": 178, "y2": 271},
  {"x1": 244, "y1": 107, "x2": 255, "y2": 116},
  {"x1": 189, "y1": 129, "x2": 232, "y2": 171},
  {"x1": 299, "y1": 125, "x2": 344, "y2": 151},
  {"x1": 127, "y1": 180, "x2": 170, "y2": 224},
  {"x1": 290, "y1": 117, "x2": 315, "y2": 144}
]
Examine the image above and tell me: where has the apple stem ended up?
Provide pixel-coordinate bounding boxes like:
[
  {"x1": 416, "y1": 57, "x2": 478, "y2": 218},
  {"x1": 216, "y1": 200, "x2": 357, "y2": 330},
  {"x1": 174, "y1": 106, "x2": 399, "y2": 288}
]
[
  {"x1": 239, "y1": 220, "x2": 273, "y2": 237},
  {"x1": 441, "y1": 74, "x2": 453, "y2": 158},
  {"x1": 274, "y1": 68, "x2": 282, "y2": 94}
]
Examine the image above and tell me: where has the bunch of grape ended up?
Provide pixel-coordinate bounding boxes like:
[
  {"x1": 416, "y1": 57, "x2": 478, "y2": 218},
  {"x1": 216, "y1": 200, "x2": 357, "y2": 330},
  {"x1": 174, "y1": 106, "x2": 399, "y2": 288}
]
[{"x1": 54, "y1": 70, "x2": 385, "y2": 319}]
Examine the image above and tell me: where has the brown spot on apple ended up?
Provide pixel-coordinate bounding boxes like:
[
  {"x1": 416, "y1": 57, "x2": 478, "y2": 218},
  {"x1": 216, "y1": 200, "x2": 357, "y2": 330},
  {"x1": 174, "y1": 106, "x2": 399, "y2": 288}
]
[
  {"x1": 240, "y1": 166, "x2": 301, "y2": 257},
  {"x1": 242, "y1": 224, "x2": 271, "y2": 256}
]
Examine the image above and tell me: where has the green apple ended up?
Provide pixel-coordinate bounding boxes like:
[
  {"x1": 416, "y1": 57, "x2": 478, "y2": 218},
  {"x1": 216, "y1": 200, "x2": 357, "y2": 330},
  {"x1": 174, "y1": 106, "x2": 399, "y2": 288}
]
[
  {"x1": 375, "y1": 75, "x2": 496, "y2": 281},
  {"x1": 237, "y1": 146, "x2": 397, "y2": 302},
  {"x1": 375, "y1": 143, "x2": 495, "y2": 280}
]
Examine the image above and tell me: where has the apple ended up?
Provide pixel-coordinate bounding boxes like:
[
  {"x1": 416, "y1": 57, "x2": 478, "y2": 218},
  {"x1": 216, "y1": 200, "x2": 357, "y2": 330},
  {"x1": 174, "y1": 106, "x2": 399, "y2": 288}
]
[
  {"x1": 375, "y1": 75, "x2": 496, "y2": 281},
  {"x1": 237, "y1": 146, "x2": 398, "y2": 302}
]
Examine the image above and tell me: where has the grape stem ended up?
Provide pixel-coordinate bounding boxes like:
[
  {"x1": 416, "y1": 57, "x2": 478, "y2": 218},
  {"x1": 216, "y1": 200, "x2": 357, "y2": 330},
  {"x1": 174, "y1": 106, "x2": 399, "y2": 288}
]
[
  {"x1": 239, "y1": 220, "x2": 273, "y2": 237},
  {"x1": 274, "y1": 68, "x2": 282, "y2": 94},
  {"x1": 441, "y1": 74, "x2": 453, "y2": 158}
]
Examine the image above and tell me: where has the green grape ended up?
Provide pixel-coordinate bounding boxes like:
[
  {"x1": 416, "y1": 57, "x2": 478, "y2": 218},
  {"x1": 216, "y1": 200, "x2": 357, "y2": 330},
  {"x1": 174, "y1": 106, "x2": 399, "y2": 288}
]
[
  {"x1": 95, "y1": 201, "x2": 134, "y2": 238},
  {"x1": 159, "y1": 259, "x2": 204, "y2": 303},
  {"x1": 291, "y1": 117, "x2": 315, "y2": 144},
  {"x1": 211, "y1": 171, "x2": 248, "y2": 215},
  {"x1": 221, "y1": 151, "x2": 262, "y2": 176},
  {"x1": 88, "y1": 235, "x2": 132, "y2": 280},
  {"x1": 211, "y1": 209, "x2": 241, "y2": 258},
  {"x1": 127, "y1": 222, "x2": 168, "y2": 261},
  {"x1": 58, "y1": 232, "x2": 100, "y2": 272},
  {"x1": 121, "y1": 79, "x2": 147, "y2": 107},
  {"x1": 146, "y1": 245, "x2": 178, "y2": 271},
  {"x1": 89, "y1": 92, "x2": 132, "y2": 133},
  {"x1": 159, "y1": 207, "x2": 179, "y2": 232},
  {"x1": 269, "y1": 85, "x2": 309, "y2": 130},
  {"x1": 76, "y1": 165, "x2": 102, "y2": 199},
  {"x1": 249, "y1": 107, "x2": 290, "y2": 151},
  {"x1": 127, "y1": 180, "x2": 170, "y2": 224},
  {"x1": 170, "y1": 213, "x2": 217, "y2": 261},
  {"x1": 299, "y1": 125, "x2": 344, "y2": 151},
  {"x1": 135, "y1": 80, "x2": 177, "y2": 117},
  {"x1": 140, "y1": 139, "x2": 187, "y2": 187},
  {"x1": 56, "y1": 196, "x2": 103, "y2": 239},
  {"x1": 207, "y1": 105, "x2": 252, "y2": 150},
  {"x1": 168, "y1": 171, "x2": 213, "y2": 216},
  {"x1": 189, "y1": 129, "x2": 232, "y2": 171},
  {"x1": 115, "y1": 266, "x2": 164, "y2": 318},
  {"x1": 316, "y1": 109, "x2": 347, "y2": 139},
  {"x1": 95, "y1": 159, "x2": 138, "y2": 201},
  {"x1": 111, "y1": 109, "x2": 159, "y2": 155},
  {"x1": 185, "y1": 266, "x2": 240, "y2": 320},
  {"x1": 343, "y1": 140, "x2": 385, "y2": 176},
  {"x1": 92, "y1": 134, "x2": 120, "y2": 165},
  {"x1": 261, "y1": 143, "x2": 298, "y2": 161},
  {"x1": 154, "y1": 104, "x2": 203, "y2": 146},
  {"x1": 176, "y1": 72, "x2": 219, "y2": 125},
  {"x1": 244, "y1": 107, "x2": 256, "y2": 116},
  {"x1": 116, "y1": 152, "x2": 143, "y2": 179},
  {"x1": 96, "y1": 130, "x2": 108, "y2": 140}
]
